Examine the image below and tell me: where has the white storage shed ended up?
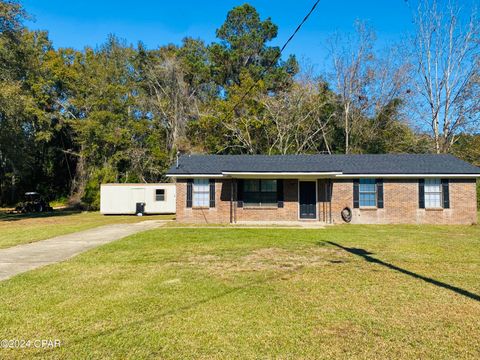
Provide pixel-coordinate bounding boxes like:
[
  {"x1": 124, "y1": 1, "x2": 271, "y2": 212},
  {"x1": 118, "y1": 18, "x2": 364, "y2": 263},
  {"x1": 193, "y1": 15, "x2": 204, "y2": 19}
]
[{"x1": 100, "y1": 183, "x2": 176, "y2": 215}]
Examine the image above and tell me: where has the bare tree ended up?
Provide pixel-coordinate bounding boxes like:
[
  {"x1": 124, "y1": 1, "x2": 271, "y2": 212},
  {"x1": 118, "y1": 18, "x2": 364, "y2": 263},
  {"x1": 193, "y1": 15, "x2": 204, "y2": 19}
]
[
  {"x1": 362, "y1": 46, "x2": 412, "y2": 145},
  {"x1": 262, "y1": 78, "x2": 334, "y2": 154},
  {"x1": 328, "y1": 21, "x2": 375, "y2": 154},
  {"x1": 217, "y1": 108, "x2": 263, "y2": 154},
  {"x1": 409, "y1": 0, "x2": 480, "y2": 153},
  {"x1": 369, "y1": 47, "x2": 411, "y2": 118},
  {"x1": 142, "y1": 54, "x2": 198, "y2": 155}
]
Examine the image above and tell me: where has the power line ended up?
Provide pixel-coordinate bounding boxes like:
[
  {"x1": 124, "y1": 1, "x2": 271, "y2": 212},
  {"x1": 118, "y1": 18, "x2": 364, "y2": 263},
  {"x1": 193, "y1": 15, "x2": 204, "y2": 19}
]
[{"x1": 219, "y1": 0, "x2": 321, "y2": 126}]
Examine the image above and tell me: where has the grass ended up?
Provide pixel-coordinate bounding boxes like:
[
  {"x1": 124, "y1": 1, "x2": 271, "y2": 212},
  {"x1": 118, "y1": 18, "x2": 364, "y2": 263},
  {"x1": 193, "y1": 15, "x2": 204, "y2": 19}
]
[
  {"x1": 49, "y1": 197, "x2": 69, "y2": 208},
  {"x1": 0, "y1": 220, "x2": 479, "y2": 359},
  {"x1": 0, "y1": 210, "x2": 174, "y2": 249}
]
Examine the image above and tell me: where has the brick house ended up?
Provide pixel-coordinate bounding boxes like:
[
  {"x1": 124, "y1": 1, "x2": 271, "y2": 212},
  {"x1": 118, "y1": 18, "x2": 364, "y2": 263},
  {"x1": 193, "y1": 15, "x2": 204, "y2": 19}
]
[{"x1": 166, "y1": 154, "x2": 480, "y2": 225}]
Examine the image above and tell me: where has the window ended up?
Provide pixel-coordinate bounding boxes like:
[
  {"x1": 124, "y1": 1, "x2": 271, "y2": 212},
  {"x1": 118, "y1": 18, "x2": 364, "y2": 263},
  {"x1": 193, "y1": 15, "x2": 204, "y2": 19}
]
[
  {"x1": 155, "y1": 189, "x2": 165, "y2": 201},
  {"x1": 244, "y1": 179, "x2": 277, "y2": 206},
  {"x1": 193, "y1": 179, "x2": 210, "y2": 207},
  {"x1": 424, "y1": 178, "x2": 442, "y2": 208},
  {"x1": 359, "y1": 179, "x2": 376, "y2": 207}
]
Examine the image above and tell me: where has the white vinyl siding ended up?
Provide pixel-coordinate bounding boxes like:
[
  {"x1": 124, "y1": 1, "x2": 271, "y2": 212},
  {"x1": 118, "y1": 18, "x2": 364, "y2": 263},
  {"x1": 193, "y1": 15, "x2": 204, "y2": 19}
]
[
  {"x1": 424, "y1": 178, "x2": 442, "y2": 208},
  {"x1": 193, "y1": 179, "x2": 209, "y2": 207}
]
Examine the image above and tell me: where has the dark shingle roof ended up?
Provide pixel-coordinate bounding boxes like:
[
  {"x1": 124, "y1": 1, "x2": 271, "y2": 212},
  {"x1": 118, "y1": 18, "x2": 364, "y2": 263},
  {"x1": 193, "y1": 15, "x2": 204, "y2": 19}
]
[{"x1": 167, "y1": 154, "x2": 480, "y2": 175}]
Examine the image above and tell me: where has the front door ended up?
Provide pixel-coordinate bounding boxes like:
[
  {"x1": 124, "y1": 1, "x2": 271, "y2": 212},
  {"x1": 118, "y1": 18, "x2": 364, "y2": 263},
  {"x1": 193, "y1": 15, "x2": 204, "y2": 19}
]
[{"x1": 299, "y1": 181, "x2": 316, "y2": 219}]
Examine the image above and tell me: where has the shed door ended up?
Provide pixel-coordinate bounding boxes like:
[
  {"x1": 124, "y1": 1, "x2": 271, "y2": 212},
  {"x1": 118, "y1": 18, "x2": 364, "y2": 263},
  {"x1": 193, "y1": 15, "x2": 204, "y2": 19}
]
[
  {"x1": 299, "y1": 181, "x2": 316, "y2": 219},
  {"x1": 132, "y1": 188, "x2": 145, "y2": 209}
]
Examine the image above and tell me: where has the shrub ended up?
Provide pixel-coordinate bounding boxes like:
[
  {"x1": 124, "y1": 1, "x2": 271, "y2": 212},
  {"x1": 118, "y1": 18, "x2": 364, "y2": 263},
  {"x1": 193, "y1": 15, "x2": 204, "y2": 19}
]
[{"x1": 82, "y1": 167, "x2": 117, "y2": 210}]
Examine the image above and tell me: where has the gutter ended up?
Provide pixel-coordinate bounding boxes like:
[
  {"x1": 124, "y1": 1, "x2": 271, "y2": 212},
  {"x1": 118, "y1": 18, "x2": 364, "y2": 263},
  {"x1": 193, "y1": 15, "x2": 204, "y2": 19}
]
[
  {"x1": 335, "y1": 173, "x2": 480, "y2": 178},
  {"x1": 166, "y1": 172, "x2": 480, "y2": 179}
]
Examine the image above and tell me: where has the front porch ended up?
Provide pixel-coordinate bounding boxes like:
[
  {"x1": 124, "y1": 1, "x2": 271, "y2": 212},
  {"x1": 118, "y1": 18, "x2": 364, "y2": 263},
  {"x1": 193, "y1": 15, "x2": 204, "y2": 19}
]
[{"x1": 227, "y1": 177, "x2": 333, "y2": 224}]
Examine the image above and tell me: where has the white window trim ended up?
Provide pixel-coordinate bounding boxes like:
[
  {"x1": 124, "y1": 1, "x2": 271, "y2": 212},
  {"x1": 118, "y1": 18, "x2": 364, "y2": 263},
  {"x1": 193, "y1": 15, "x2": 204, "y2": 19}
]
[
  {"x1": 192, "y1": 178, "x2": 210, "y2": 208},
  {"x1": 424, "y1": 178, "x2": 443, "y2": 209}
]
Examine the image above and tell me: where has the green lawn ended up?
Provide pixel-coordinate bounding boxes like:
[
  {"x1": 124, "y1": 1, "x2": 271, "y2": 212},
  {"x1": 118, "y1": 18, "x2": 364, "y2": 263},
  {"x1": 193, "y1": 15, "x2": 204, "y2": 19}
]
[
  {"x1": 0, "y1": 221, "x2": 479, "y2": 359},
  {"x1": 0, "y1": 211, "x2": 173, "y2": 249}
]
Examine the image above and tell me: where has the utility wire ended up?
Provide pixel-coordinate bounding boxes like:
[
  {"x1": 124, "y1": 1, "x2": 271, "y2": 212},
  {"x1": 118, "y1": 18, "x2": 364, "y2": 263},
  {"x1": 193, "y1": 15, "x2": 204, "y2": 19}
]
[{"x1": 220, "y1": 0, "x2": 321, "y2": 124}]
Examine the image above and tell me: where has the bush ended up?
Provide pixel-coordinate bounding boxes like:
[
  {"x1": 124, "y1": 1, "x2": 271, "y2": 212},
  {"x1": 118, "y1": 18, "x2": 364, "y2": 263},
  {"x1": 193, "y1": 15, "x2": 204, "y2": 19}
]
[{"x1": 82, "y1": 167, "x2": 117, "y2": 210}]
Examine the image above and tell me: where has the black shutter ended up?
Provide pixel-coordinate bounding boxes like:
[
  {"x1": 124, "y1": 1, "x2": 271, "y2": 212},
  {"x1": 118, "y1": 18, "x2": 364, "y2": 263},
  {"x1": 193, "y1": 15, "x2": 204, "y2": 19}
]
[
  {"x1": 353, "y1": 179, "x2": 359, "y2": 208},
  {"x1": 442, "y1": 179, "x2": 449, "y2": 209},
  {"x1": 376, "y1": 179, "x2": 384, "y2": 208},
  {"x1": 277, "y1": 179, "x2": 284, "y2": 208},
  {"x1": 418, "y1": 179, "x2": 425, "y2": 209},
  {"x1": 209, "y1": 179, "x2": 215, "y2": 208},
  {"x1": 186, "y1": 179, "x2": 193, "y2": 208},
  {"x1": 237, "y1": 179, "x2": 244, "y2": 208}
]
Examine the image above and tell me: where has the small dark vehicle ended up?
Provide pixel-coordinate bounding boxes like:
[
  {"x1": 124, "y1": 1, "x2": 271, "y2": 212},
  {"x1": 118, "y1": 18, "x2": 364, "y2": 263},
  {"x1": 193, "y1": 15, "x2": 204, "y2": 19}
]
[{"x1": 15, "y1": 192, "x2": 53, "y2": 213}]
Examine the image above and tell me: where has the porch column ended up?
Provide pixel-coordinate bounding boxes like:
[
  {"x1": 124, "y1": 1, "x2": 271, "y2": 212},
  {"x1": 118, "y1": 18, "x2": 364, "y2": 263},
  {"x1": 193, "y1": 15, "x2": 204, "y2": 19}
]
[{"x1": 230, "y1": 179, "x2": 233, "y2": 224}]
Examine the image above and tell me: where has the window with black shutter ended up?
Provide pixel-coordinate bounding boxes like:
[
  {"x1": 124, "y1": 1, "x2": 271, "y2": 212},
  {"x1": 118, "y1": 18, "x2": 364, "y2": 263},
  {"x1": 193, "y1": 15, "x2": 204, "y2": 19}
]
[
  {"x1": 418, "y1": 178, "x2": 449, "y2": 209},
  {"x1": 353, "y1": 179, "x2": 360, "y2": 208},
  {"x1": 418, "y1": 179, "x2": 425, "y2": 209},
  {"x1": 191, "y1": 179, "x2": 210, "y2": 207},
  {"x1": 376, "y1": 179, "x2": 384, "y2": 208},
  {"x1": 277, "y1": 179, "x2": 284, "y2": 208},
  {"x1": 209, "y1": 179, "x2": 215, "y2": 208},
  {"x1": 441, "y1": 179, "x2": 449, "y2": 209},
  {"x1": 186, "y1": 179, "x2": 193, "y2": 208}
]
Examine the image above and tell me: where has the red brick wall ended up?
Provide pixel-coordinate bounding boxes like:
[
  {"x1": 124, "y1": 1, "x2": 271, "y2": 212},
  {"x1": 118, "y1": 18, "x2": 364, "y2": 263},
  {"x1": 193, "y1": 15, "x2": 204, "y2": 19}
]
[
  {"x1": 175, "y1": 178, "x2": 478, "y2": 225},
  {"x1": 175, "y1": 179, "x2": 231, "y2": 224},
  {"x1": 330, "y1": 179, "x2": 478, "y2": 225},
  {"x1": 175, "y1": 179, "x2": 301, "y2": 223}
]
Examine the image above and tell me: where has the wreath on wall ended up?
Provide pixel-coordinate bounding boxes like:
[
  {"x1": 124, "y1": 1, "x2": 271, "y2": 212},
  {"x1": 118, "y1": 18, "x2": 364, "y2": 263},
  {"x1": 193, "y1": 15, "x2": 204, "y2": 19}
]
[{"x1": 341, "y1": 207, "x2": 352, "y2": 223}]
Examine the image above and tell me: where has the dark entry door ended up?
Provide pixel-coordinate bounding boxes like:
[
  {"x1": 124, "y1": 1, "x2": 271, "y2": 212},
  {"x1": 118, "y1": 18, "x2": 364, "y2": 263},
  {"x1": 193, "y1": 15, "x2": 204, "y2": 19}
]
[{"x1": 299, "y1": 181, "x2": 316, "y2": 219}]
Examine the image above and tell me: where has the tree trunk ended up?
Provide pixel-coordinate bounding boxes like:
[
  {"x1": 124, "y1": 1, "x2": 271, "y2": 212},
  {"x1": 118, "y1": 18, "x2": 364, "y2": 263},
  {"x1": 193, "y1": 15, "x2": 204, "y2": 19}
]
[
  {"x1": 69, "y1": 146, "x2": 87, "y2": 206},
  {"x1": 344, "y1": 103, "x2": 350, "y2": 154}
]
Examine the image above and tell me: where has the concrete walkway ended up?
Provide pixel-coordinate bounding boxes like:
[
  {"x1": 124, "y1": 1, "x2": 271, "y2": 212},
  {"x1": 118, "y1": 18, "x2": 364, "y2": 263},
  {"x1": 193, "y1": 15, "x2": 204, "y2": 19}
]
[{"x1": 0, "y1": 220, "x2": 166, "y2": 281}]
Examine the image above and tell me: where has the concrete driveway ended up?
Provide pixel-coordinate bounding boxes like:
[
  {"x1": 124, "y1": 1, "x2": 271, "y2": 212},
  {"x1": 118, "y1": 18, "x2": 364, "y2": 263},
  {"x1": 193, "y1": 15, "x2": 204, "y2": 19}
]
[{"x1": 0, "y1": 220, "x2": 166, "y2": 281}]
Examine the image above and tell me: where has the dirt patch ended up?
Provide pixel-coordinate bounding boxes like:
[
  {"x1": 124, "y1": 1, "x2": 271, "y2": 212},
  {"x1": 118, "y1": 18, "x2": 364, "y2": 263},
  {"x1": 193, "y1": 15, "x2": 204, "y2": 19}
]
[
  {"x1": 320, "y1": 322, "x2": 369, "y2": 339},
  {"x1": 187, "y1": 247, "x2": 348, "y2": 276}
]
